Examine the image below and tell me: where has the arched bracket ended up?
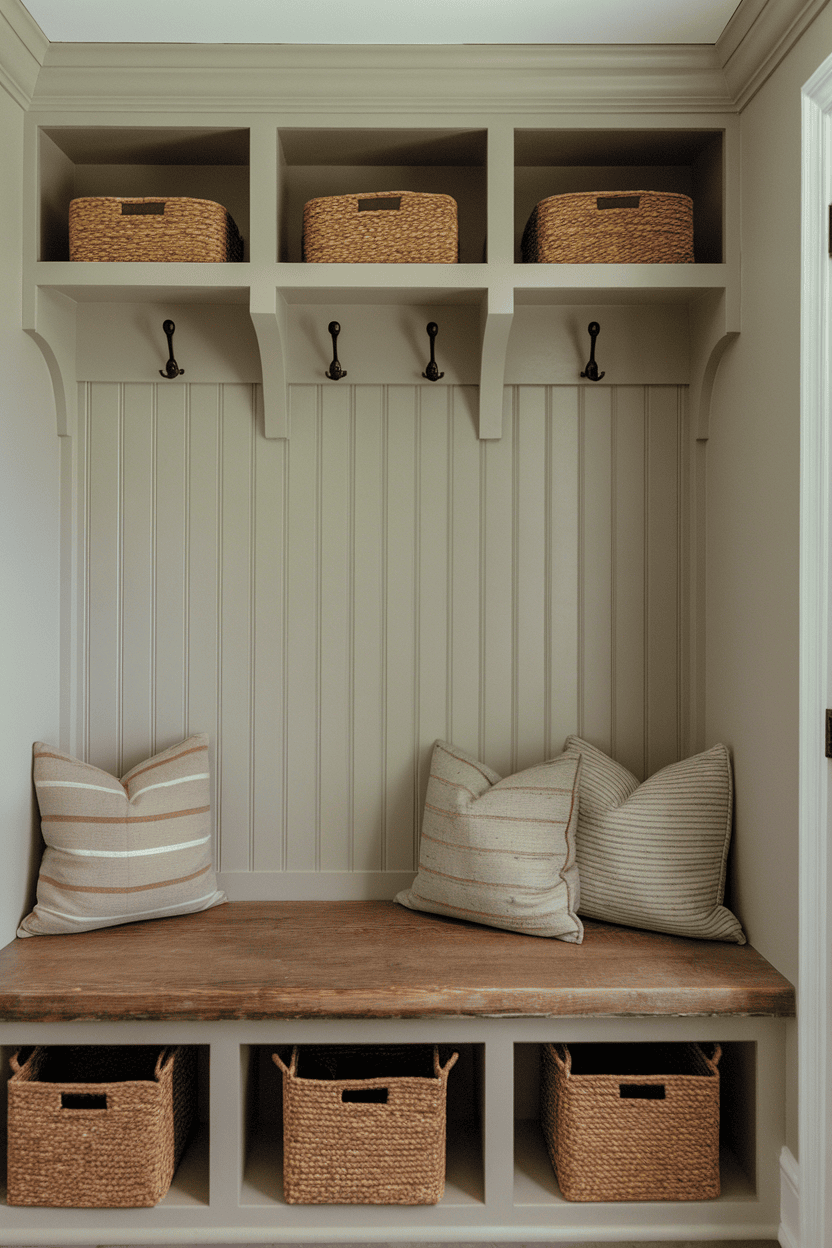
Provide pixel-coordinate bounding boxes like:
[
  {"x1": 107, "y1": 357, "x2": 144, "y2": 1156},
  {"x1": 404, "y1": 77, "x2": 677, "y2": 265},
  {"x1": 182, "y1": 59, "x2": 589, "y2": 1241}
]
[
  {"x1": 478, "y1": 283, "x2": 514, "y2": 439},
  {"x1": 23, "y1": 286, "x2": 77, "y2": 439},
  {"x1": 689, "y1": 288, "x2": 740, "y2": 441},
  {"x1": 249, "y1": 283, "x2": 288, "y2": 438}
]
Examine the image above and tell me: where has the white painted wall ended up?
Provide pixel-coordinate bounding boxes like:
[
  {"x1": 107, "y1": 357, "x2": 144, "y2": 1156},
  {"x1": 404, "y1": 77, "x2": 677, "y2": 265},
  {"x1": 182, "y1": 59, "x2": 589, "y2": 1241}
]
[
  {"x1": 704, "y1": 3, "x2": 832, "y2": 1162},
  {"x1": 0, "y1": 85, "x2": 61, "y2": 947}
]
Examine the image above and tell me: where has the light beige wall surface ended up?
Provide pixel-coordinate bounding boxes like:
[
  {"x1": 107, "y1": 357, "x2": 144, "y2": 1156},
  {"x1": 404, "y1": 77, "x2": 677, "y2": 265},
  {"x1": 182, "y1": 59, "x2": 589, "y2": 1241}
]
[
  {"x1": 0, "y1": 86, "x2": 61, "y2": 949},
  {"x1": 705, "y1": 2, "x2": 832, "y2": 1160}
]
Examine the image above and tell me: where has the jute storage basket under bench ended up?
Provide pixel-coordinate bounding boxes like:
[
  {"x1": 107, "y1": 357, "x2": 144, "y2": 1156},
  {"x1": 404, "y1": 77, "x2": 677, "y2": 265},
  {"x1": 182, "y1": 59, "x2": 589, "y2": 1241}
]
[
  {"x1": 302, "y1": 191, "x2": 458, "y2": 263},
  {"x1": 68, "y1": 196, "x2": 244, "y2": 262},
  {"x1": 540, "y1": 1041, "x2": 722, "y2": 1202},
  {"x1": 273, "y1": 1044, "x2": 458, "y2": 1204},
  {"x1": 521, "y1": 190, "x2": 694, "y2": 264},
  {"x1": 7, "y1": 1045, "x2": 197, "y2": 1207}
]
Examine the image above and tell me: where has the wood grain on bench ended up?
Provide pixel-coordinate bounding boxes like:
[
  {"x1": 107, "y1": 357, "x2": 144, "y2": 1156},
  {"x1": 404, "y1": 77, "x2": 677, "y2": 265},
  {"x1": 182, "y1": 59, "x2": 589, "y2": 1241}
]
[{"x1": 0, "y1": 901, "x2": 795, "y2": 1022}]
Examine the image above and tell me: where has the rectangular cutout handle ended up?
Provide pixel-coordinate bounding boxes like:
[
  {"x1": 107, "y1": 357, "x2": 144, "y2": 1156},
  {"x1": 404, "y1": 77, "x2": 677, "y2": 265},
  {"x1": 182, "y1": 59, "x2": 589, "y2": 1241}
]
[
  {"x1": 61, "y1": 1092, "x2": 108, "y2": 1109},
  {"x1": 619, "y1": 1083, "x2": 665, "y2": 1100},
  {"x1": 121, "y1": 202, "x2": 166, "y2": 215},
  {"x1": 341, "y1": 1087, "x2": 389, "y2": 1103},
  {"x1": 358, "y1": 197, "x2": 401, "y2": 212},
  {"x1": 596, "y1": 195, "x2": 641, "y2": 211}
]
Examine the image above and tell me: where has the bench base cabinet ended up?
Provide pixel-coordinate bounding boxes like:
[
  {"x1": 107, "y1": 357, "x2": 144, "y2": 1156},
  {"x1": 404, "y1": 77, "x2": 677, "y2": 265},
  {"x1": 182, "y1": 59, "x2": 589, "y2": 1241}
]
[{"x1": 0, "y1": 1017, "x2": 784, "y2": 1242}]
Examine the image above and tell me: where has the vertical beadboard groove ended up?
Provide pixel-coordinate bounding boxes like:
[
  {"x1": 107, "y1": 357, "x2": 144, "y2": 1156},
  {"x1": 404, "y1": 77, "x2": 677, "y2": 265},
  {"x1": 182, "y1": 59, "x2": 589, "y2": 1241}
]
[
  {"x1": 182, "y1": 385, "x2": 191, "y2": 741},
  {"x1": 82, "y1": 383, "x2": 92, "y2": 762},
  {"x1": 609, "y1": 386, "x2": 618, "y2": 763},
  {"x1": 412, "y1": 386, "x2": 423, "y2": 863},
  {"x1": 511, "y1": 385, "x2": 520, "y2": 774},
  {"x1": 643, "y1": 385, "x2": 651, "y2": 775},
  {"x1": 676, "y1": 385, "x2": 685, "y2": 761},
  {"x1": 445, "y1": 387, "x2": 454, "y2": 743},
  {"x1": 116, "y1": 383, "x2": 125, "y2": 777},
  {"x1": 577, "y1": 385, "x2": 586, "y2": 740},
  {"x1": 477, "y1": 431, "x2": 487, "y2": 762},
  {"x1": 380, "y1": 385, "x2": 389, "y2": 873},
  {"x1": 248, "y1": 384, "x2": 257, "y2": 871},
  {"x1": 281, "y1": 414, "x2": 291, "y2": 873},
  {"x1": 215, "y1": 385, "x2": 225, "y2": 870},
  {"x1": 315, "y1": 385, "x2": 323, "y2": 873},
  {"x1": 348, "y1": 387, "x2": 357, "y2": 872},
  {"x1": 543, "y1": 386, "x2": 553, "y2": 761}
]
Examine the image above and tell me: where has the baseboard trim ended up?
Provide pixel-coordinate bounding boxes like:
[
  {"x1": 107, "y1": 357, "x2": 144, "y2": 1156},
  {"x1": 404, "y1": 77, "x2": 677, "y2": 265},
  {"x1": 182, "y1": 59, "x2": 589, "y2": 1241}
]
[{"x1": 779, "y1": 1145, "x2": 800, "y2": 1248}]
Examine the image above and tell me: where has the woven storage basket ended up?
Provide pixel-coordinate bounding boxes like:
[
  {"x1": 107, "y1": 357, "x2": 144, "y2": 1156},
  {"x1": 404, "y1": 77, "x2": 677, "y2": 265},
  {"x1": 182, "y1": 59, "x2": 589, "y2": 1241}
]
[
  {"x1": 272, "y1": 1044, "x2": 458, "y2": 1204},
  {"x1": 7, "y1": 1045, "x2": 197, "y2": 1207},
  {"x1": 540, "y1": 1041, "x2": 721, "y2": 1202},
  {"x1": 521, "y1": 190, "x2": 694, "y2": 264},
  {"x1": 302, "y1": 191, "x2": 458, "y2": 263},
  {"x1": 69, "y1": 197, "x2": 244, "y2": 262}
]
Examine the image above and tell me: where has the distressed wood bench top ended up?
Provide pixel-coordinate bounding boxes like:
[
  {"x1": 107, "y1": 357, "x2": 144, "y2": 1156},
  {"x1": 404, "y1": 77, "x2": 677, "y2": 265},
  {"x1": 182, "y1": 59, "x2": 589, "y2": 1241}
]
[{"x1": 0, "y1": 900, "x2": 796, "y2": 1022}]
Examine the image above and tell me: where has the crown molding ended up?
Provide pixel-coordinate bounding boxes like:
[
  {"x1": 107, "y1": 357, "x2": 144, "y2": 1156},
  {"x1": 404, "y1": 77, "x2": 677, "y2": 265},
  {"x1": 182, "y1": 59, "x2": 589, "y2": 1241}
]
[
  {"x1": 29, "y1": 42, "x2": 733, "y2": 115},
  {"x1": 0, "y1": 0, "x2": 46, "y2": 109},
  {"x1": 717, "y1": 0, "x2": 830, "y2": 108}
]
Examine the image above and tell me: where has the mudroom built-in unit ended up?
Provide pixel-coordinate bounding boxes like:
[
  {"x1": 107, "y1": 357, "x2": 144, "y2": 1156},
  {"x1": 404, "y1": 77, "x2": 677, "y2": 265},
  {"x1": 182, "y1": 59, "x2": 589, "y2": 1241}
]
[{"x1": 0, "y1": 0, "x2": 820, "y2": 1242}]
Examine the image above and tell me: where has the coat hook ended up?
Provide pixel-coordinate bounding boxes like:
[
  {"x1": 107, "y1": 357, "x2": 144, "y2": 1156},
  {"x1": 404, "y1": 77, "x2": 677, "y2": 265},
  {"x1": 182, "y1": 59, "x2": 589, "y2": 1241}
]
[
  {"x1": 580, "y1": 321, "x2": 604, "y2": 382},
  {"x1": 422, "y1": 322, "x2": 444, "y2": 382},
  {"x1": 325, "y1": 321, "x2": 347, "y2": 381},
  {"x1": 159, "y1": 319, "x2": 184, "y2": 379}
]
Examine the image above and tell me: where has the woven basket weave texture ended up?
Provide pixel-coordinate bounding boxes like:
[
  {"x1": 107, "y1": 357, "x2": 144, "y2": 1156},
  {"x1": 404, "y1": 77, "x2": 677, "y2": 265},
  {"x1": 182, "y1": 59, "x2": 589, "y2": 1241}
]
[
  {"x1": 303, "y1": 191, "x2": 458, "y2": 263},
  {"x1": 7, "y1": 1045, "x2": 197, "y2": 1207},
  {"x1": 521, "y1": 190, "x2": 694, "y2": 264},
  {"x1": 69, "y1": 197, "x2": 244, "y2": 262},
  {"x1": 540, "y1": 1041, "x2": 721, "y2": 1201},
  {"x1": 273, "y1": 1044, "x2": 458, "y2": 1204}
]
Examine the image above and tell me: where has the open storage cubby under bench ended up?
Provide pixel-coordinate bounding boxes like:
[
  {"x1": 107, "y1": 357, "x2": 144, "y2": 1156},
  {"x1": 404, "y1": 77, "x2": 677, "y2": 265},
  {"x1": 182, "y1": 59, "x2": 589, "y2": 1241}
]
[{"x1": 0, "y1": 901, "x2": 794, "y2": 1243}]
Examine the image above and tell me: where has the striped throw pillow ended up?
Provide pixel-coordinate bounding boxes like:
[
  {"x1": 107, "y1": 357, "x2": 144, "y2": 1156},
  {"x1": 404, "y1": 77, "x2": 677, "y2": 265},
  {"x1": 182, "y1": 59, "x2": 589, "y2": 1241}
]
[
  {"x1": 19, "y1": 735, "x2": 226, "y2": 937},
  {"x1": 395, "y1": 741, "x2": 583, "y2": 942},
  {"x1": 563, "y1": 735, "x2": 745, "y2": 944}
]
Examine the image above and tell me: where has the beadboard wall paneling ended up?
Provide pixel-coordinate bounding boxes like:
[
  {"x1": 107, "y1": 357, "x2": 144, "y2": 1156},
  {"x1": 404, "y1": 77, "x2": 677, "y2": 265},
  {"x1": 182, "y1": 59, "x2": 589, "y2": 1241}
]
[{"x1": 75, "y1": 380, "x2": 688, "y2": 893}]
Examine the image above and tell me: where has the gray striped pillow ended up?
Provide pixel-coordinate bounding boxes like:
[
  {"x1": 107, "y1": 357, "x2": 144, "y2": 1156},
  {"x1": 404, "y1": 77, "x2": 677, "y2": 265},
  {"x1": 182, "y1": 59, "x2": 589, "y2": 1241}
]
[
  {"x1": 19, "y1": 734, "x2": 226, "y2": 937},
  {"x1": 396, "y1": 740, "x2": 583, "y2": 942},
  {"x1": 563, "y1": 735, "x2": 745, "y2": 944}
]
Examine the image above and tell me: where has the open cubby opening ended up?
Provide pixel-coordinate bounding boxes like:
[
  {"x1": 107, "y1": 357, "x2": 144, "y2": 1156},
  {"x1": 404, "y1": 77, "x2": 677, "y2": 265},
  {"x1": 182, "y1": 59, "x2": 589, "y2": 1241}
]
[
  {"x1": 512, "y1": 1040, "x2": 755, "y2": 1206},
  {"x1": 38, "y1": 126, "x2": 250, "y2": 262},
  {"x1": 277, "y1": 128, "x2": 488, "y2": 263},
  {"x1": 240, "y1": 1041, "x2": 484, "y2": 1207},
  {"x1": 514, "y1": 128, "x2": 724, "y2": 264}
]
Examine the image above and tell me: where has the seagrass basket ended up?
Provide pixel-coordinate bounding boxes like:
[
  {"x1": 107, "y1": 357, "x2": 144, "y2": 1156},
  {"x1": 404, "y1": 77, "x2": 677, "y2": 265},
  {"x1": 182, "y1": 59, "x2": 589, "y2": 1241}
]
[
  {"x1": 540, "y1": 1041, "x2": 721, "y2": 1201},
  {"x1": 521, "y1": 190, "x2": 694, "y2": 264},
  {"x1": 302, "y1": 191, "x2": 458, "y2": 263},
  {"x1": 272, "y1": 1044, "x2": 458, "y2": 1204},
  {"x1": 7, "y1": 1045, "x2": 197, "y2": 1207},
  {"x1": 69, "y1": 196, "x2": 244, "y2": 262}
]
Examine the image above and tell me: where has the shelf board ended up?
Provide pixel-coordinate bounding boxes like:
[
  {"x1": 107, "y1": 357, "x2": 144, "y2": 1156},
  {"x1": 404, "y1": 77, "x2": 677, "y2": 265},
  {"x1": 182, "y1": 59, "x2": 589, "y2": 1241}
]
[
  {"x1": 511, "y1": 262, "x2": 730, "y2": 303},
  {"x1": 31, "y1": 261, "x2": 251, "y2": 304}
]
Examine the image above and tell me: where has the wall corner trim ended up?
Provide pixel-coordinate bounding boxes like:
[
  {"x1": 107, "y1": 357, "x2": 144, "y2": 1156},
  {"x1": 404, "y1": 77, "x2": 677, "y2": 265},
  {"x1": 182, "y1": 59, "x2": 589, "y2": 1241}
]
[
  {"x1": 0, "y1": 0, "x2": 46, "y2": 109},
  {"x1": 779, "y1": 1145, "x2": 800, "y2": 1248}
]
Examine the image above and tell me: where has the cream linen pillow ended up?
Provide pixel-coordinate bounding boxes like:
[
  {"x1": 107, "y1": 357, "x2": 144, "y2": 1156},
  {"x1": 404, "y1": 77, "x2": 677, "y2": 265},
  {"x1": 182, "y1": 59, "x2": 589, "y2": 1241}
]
[
  {"x1": 396, "y1": 740, "x2": 583, "y2": 942},
  {"x1": 19, "y1": 734, "x2": 226, "y2": 937},
  {"x1": 563, "y1": 735, "x2": 745, "y2": 944}
]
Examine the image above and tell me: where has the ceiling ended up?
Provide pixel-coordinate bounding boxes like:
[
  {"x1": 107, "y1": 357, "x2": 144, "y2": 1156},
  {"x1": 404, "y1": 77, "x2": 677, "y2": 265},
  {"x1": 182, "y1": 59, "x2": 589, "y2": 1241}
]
[{"x1": 19, "y1": 0, "x2": 744, "y2": 46}]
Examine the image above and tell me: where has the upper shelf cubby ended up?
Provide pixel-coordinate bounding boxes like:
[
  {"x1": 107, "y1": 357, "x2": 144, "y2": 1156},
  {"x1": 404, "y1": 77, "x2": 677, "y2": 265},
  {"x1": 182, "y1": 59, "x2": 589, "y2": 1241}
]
[
  {"x1": 38, "y1": 126, "x2": 250, "y2": 263},
  {"x1": 276, "y1": 127, "x2": 488, "y2": 264},
  {"x1": 514, "y1": 128, "x2": 724, "y2": 265}
]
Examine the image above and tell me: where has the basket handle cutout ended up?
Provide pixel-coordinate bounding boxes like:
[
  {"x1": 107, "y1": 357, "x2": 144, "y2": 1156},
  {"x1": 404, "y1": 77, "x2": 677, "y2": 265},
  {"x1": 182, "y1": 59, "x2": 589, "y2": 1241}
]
[
  {"x1": 341, "y1": 1087, "x2": 389, "y2": 1104},
  {"x1": 596, "y1": 196, "x2": 641, "y2": 210},
  {"x1": 61, "y1": 1092, "x2": 108, "y2": 1110},
  {"x1": 358, "y1": 197, "x2": 401, "y2": 212},
  {"x1": 121, "y1": 202, "x2": 166, "y2": 215},
  {"x1": 619, "y1": 1083, "x2": 665, "y2": 1100}
]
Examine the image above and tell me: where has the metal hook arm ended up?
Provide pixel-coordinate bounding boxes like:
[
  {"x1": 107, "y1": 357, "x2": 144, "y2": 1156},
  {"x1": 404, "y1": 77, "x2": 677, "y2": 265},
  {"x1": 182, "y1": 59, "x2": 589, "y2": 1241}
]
[
  {"x1": 422, "y1": 321, "x2": 444, "y2": 382},
  {"x1": 159, "y1": 319, "x2": 184, "y2": 379},
  {"x1": 325, "y1": 321, "x2": 347, "y2": 381},
  {"x1": 580, "y1": 321, "x2": 605, "y2": 382}
]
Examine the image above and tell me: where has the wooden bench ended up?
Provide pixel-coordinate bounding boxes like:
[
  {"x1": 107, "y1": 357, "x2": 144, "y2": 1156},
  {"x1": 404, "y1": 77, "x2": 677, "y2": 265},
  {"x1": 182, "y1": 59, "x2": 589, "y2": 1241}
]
[
  {"x1": 0, "y1": 901, "x2": 795, "y2": 1243},
  {"x1": 0, "y1": 900, "x2": 796, "y2": 1021}
]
